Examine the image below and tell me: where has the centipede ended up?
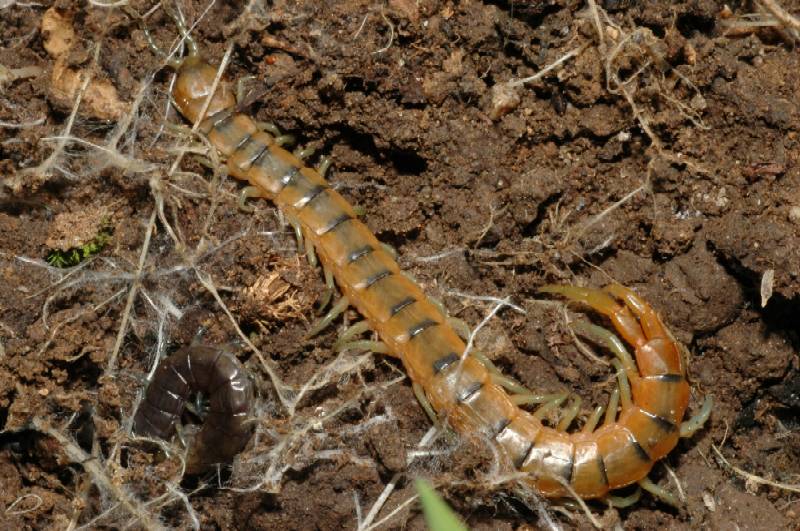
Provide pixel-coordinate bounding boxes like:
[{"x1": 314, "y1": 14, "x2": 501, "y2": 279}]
[
  {"x1": 134, "y1": 345, "x2": 254, "y2": 474},
  {"x1": 137, "y1": 10, "x2": 711, "y2": 503}
]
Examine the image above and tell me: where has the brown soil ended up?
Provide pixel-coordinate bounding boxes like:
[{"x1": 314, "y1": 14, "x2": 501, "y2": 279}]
[{"x1": 2, "y1": 1, "x2": 799, "y2": 529}]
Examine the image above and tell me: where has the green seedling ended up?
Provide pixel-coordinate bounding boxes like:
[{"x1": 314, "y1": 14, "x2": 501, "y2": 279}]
[
  {"x1": 414, "y1": 479, "x2": 468, "y2": 531},
  {"x1": 46, "y1": 226, "x2": 111, "y2": 268}
]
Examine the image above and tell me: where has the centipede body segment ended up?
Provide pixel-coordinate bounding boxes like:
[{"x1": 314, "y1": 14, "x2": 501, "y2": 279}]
[{"x1": 150, "y1": 27, "x2": 706, "y2": 500}]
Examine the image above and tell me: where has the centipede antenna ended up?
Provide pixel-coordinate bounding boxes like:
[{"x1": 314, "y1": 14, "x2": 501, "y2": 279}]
[
  {"x1": 125, "y1": 6, "x2": 182, "y2": 69},
  {"x1": 165, "y1": 2, "x2": 200, "y2": 58}
]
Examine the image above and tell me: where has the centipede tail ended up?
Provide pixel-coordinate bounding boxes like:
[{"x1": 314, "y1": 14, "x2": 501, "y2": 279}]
[{"x1": 160, "y1": 41, "x2": 705, "y2": 499}]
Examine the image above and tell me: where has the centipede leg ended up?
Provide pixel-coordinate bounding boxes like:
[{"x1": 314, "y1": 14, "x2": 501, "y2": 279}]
[
  {"x1": 556, "y1": 395, "x2": 582, "y2": 432},
  {"x1": 334, "y1": 320, "x2": 372, "y2": 349},
  {"x1": 489, "y1": 372, "x2": 530, "y2": 396},
  {"x1": 611, "y1": 358, "x2": 632, "y2": 411},
  {"x1": 469, "y1": 350, "x2": 496, "y2": 373},
  {"x1": 316, "y1": 156, "x2": 331, "y2": 178},
  {"x1": 235, "y1": 75, "x2": 256, "y2": 103},
  {"x1": 306, "y1": 296, "x2": 350, "y2": 338},
  {"x1": 540, "y1": 284, "x2": 644, "y2": 348},
  {"x1": 638, "y1": 477, "x2": 680, "y2": 508},
  {"x1": 293, "y1": 146, "x2": 316, "y2": 160},
  {"x1": 603, "y1": 387, "x2": 620, "y2": 426},
  {"x1": 571, "y1": 319, "x2": 637, "y2": 374},
  {"x1": 380, "y1": 242, "x2": 398, "y2": 260},
  {"x1": 288, "y1": 218, "x2": 304, "y2": 249},
  {"x1": 304, "y1": 232, "x2": 318, "y2": 267},
  {"x1": 256, "y1": 121, "x2": 295, "y2": 146},
  {"x1": 447, "y1": 316, "x2": 472, "y2": 342},
  {"x1": 336, "y1": 339, "x2": 390, "y2": 355},
  {"x1": 581, "y1": 405, "x2": 605, "y2": 433},
  {"x1": 429, "y1": 296, "x2": 463, "y2": 333},
  {"x1": 238, "y1": 186, "x2": 263, "y2": 212},
  {"x1": 317, "y1": 266, "x2": 335, "y2": 311},
  {"x1": 679, "y1": 395, "x2": 713, "y2": 438},
  {"x1": 413, "y1": 382, "x2": 438, "y2": 424},
  {"x1": 511, "y1": 391, "x2": 567, "y2": 407},
  {"x1": 607, "y1": 486, "x2": 642, "y2": 508},
  {"x1": 258, "y1": 122, "x2": 283, "y2": 137},
  {"x1": 274, "y1": 134, "x2": 296, "y2": 147},
  {"x1": 532, "y1": 393, "x2": 568, "y2": 421}
]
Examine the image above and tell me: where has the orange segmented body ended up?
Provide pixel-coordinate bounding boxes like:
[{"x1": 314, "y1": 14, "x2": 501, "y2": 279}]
[{"x1": 168, "y1": 52, "x2": 693, "y2": 499}]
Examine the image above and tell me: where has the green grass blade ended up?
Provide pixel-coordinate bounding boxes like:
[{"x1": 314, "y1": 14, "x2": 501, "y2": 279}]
[{"x1": 414, "y1": 479, "x2": 468, "y2": 531}]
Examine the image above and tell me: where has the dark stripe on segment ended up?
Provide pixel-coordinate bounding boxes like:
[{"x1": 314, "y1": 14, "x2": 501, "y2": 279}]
[
  {"x1": 208, "y1": 108, "x2": 234, "y2": 129},
  {"x1": 348, "y1": 245, "x2": 374, "y2": 264},
  {"x1": 235, "y1": 133, "x2": 253, "y2": 151},
  {"x1": 646, "y1": 373, "x2": 684, "y2": 383},
  {"x1": 565, "y1": 448, "x2": 575, "y2": 484},
  {"x1": 515, "y1": 441, "x2": 535, "y2": 469},
  {"x1": 252, "y1": 140, "x2": 272, "y2": 166},
  {"x1": 390, "y1": 296, "x2": 416, "y2": 317},
  {"x1": 642, "y1": 409, "x2": 678, "y2": 433},
  {"x1": 364, "y1": 269, "x2": 392, "y2": 289},
  {"x1": 294, "y1": 184, "x2": 328, "y2": 209},
  {"x1": 278, "y1": 167, "x2": 301, "y2": 191},
  {"x1": 432, "y1": 352, "x2": 459, "y2": 374},
  {"x1": 492, "y1": 417, "x2": 512, "y2": 439},
  {"x1": 408, "y1": 318, "x2": 438, "y2": 339},
  {"x1": 597, "y1": 454, "x2": 609, "y2": 486},
  {"x1": 321, "y1": 213, "x2": 353, "y2": 235},
  {"x1": 630, "y1": 435, "x2": 652, "y2": 463},
  {"x1": 458, "y1": 381, "x2": 483, "y2": 402},
  {"x1": 244, "y1": 140, "x2": 270, "y2": 168}
]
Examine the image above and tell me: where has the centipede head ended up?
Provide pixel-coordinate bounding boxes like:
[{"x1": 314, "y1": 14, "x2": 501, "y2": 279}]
[
  {"x1": 172, "y1": 56, "x2": 237, "y2": 124},
  {"x1": 128, "y1": 4, "x2": 236, "y2": 124}
]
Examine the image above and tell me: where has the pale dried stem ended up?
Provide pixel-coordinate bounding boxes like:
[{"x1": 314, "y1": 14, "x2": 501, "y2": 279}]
[
  {"x1": 106, "y1": 209, "x2": 157, "y2": 373},
  {"x1": 30, "y1": 417, "x2": 163, "y2": 530}
]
